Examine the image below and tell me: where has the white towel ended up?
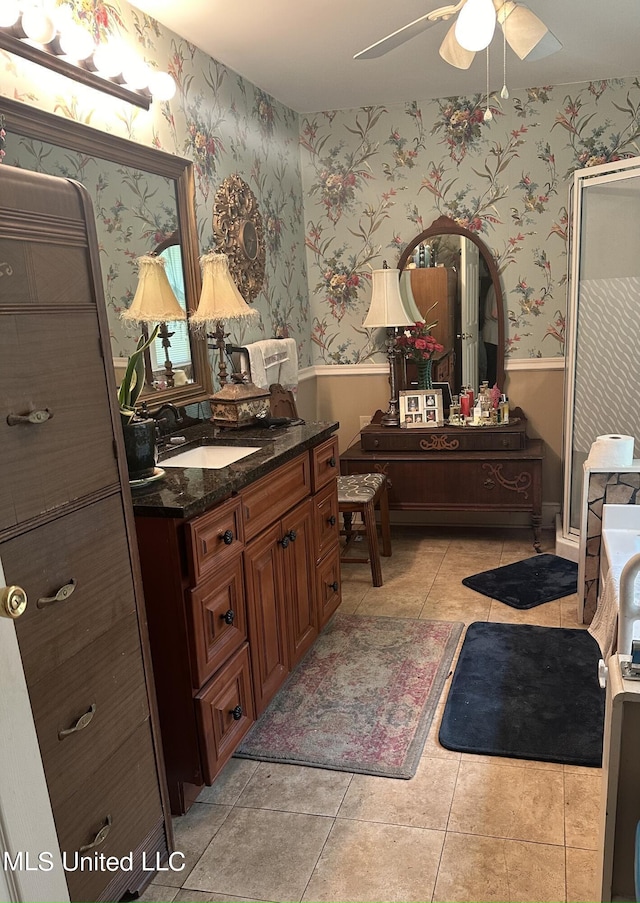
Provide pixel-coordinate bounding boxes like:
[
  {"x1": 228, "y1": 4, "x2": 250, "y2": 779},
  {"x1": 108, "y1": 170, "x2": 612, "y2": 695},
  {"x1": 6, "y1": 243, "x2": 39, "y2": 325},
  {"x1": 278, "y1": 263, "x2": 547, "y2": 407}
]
[
  {"x1": 589, "y1": 568, "x2": 621, "y2": 661},
  {"x1": 245, "y1": 338, "x2": 298, "y2": 391}
]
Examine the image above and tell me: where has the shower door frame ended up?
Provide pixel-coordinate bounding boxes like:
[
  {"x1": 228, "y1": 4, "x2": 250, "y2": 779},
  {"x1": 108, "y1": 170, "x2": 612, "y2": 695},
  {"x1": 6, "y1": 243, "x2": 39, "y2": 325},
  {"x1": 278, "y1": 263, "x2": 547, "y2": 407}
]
[{"x1": 562, "y1": 156, "x2": 640, "y2": 548}]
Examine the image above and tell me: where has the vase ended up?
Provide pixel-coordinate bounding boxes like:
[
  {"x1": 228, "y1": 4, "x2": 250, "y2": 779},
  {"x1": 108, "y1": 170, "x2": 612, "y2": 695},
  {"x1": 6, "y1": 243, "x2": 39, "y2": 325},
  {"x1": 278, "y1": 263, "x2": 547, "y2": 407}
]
[
  {"x1": 416, "y1": 358, "x2": 433, "y2": 390},
  {"x1": 122, "y1": 418, "x2": 157, "y2": 481}
]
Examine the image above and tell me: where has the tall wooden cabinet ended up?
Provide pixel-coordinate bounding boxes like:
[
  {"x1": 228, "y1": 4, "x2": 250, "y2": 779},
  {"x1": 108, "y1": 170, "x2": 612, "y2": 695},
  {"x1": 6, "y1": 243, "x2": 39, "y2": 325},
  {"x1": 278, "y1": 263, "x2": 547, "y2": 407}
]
[{"x1": 0, "y1": 167, "x2": 171, "y2": 901}]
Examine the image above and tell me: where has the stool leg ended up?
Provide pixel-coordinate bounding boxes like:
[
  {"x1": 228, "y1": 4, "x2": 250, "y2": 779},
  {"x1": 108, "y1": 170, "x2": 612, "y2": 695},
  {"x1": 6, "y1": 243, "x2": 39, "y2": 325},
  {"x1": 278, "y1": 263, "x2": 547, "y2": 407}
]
[
  {"x1": 363, "y1": 499, "x2": 383, "y2": 587},
  {"x1": 343, "y1": 511, "x2": 353, "y2": 539},
  {"x1": 379, "y1": 482, "x2": 392, "y2": 558}
]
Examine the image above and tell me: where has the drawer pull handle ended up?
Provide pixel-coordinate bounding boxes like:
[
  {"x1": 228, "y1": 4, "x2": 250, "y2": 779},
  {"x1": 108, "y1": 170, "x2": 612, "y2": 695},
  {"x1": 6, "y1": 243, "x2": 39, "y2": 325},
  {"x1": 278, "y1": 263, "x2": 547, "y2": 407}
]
[
  {"x1": 221, "y1": 530, "x2": 234, "y2": 545},
  {"x1": 231, "y1": 705, "x2": 243, "y2": 721},
  {"x1": 59, "y1": 704, "x2": 96, "y2": 740},
  {"x1": 328, "y1": 456, "x2": 337, "y2": 467},
  {"x1": 37, "y1": 578, "x2": 77, "y2": 609},
  {"x1": 501, "y1": 439, "x2": 510, "y2": 447},
  {"x1": 222, "y1": 609, "x2": 235, "y2": 625},
  {"x1": 79, "y1": 815, "x2": 111, "y2": 853},
  {"x1": 483, "y1": 478, "x2": 496, "y2": 490},
  {"x1": 329, "y1": 581, "x2": 339, "y2": 592},
  {"x1": 278, "y1": 535, "x2": 290, "y2": 548},
  {"x1": 7, "y1": 408, "x2": 53, "y2": 426},
  {"x1": 328, "y1": 515, "x2": 336, "y2": 526}
]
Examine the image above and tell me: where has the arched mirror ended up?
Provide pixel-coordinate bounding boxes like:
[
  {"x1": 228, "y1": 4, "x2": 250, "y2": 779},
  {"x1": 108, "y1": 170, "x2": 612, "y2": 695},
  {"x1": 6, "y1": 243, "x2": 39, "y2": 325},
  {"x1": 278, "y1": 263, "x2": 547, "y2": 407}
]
[
  {"x1": 0, "y1": 96, "x2": 213, "y2": 410},
  {"x1": 397, "y1": 215, "x2": 504, "y2": 397}
]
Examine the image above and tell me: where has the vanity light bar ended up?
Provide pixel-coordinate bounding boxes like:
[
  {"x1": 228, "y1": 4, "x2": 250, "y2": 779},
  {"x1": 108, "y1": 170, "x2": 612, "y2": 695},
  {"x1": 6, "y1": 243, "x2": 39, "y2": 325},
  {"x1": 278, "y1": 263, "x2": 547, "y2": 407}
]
[{"x1": 0, "y1": 22, "x2": 174, "y2": 110}]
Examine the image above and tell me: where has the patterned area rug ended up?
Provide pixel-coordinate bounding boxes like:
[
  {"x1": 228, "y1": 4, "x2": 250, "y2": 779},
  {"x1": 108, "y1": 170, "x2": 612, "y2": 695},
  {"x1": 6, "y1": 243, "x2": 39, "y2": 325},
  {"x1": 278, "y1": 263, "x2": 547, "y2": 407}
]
[{"x1": 236, "y1": 614, "x2": 463, "y2": 779}]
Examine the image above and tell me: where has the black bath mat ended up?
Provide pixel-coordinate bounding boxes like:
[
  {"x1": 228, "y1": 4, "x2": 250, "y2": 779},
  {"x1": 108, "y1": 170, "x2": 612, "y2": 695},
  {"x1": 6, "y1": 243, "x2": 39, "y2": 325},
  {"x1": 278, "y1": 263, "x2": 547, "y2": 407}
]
[
  {"x1": 462, "y1": 553, "x2": 578, "y2": 609},
  {"x1": 439, "y1": 622, "x2": 604, "y2": 766}
]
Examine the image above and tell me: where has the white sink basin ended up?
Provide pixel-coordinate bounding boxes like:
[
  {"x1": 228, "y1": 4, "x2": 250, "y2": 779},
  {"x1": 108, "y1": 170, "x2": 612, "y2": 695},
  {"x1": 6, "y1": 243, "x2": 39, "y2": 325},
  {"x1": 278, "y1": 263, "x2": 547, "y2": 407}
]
[{"x1": 162, "y1": 445, "x2": 260, "y2": 470}]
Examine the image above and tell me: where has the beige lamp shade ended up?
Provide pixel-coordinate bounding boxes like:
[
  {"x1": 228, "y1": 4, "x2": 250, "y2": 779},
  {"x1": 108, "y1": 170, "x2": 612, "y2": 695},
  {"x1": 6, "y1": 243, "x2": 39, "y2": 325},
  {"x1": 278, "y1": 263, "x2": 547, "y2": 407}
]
[
  {"x1": 363, "y1": 267, "x2": 413, "y2": 328},
  {"x1": 190, "y1": 252, "x2": 258, "y2": 329},
  {"x1": 121, "y1": 254, "x2": 186, "y2": 325}
]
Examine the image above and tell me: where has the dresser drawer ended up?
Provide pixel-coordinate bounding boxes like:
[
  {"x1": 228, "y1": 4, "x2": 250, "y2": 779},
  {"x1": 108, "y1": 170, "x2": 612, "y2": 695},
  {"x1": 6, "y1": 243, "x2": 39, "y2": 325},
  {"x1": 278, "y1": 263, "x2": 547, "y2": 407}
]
[
  {"x1": 186, "y1": 496, "x2": 244, "y2": 586},
  {"x1": 56, "y1": 720, "x2": 163, "y2": 903},
  {"x1": 195, "y1": 643, "x2": 255, "y2": 784},
  {"x1": 28, "y1": 612, "x2": 149, "y2": 811},
  {"x1": 313, "y1": 480, "x2": 339, "y2": 562},
  {"x1": 7, "y1": 494, "x2": 137, "y2": 684},
  {"x1": 241, "y1": 453, "x2": 310, "y2": 542},
  {"x1": 311, "y1": 436, "x2": 340, "y2": 492},
  {"x1": 186, "y1": 551, "x2": 248, "y2": 689},
  {"x1": 0, "y1": 311, "x2": 119, "y2": 531},
  {"x1": 0, "y1": 237, "x2": 94, "y2": 310},
  {"x1": 316, "y1": 544, "x2": 341, "y2": 629}
]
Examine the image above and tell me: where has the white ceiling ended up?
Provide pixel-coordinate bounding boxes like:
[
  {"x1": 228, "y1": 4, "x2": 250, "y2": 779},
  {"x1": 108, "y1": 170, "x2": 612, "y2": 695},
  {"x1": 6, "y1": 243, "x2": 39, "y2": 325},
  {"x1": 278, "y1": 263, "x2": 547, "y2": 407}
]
[{"x1": 129, "y1": 0, "x2": 640, "y2": 113}]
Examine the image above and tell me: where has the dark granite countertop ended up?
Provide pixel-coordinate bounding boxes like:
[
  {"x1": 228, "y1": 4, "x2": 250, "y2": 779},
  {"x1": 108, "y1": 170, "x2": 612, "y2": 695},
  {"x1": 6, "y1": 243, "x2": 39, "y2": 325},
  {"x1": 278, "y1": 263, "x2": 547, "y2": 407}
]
[{"x1": 130, "y1": 420, "x2": 339, "y2": 520}]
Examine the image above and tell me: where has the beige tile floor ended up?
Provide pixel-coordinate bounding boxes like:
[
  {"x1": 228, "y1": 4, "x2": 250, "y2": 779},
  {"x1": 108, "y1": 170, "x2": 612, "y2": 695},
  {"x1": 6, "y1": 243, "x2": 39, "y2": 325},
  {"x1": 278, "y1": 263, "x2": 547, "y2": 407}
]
[{"x1": 140, "y1": 526, "x2": 602, "y2": 903}]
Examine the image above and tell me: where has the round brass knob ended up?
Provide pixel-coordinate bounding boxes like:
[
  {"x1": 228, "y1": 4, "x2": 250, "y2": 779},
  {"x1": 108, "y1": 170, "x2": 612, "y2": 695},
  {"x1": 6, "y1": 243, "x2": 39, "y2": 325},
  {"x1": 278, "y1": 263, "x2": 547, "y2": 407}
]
[{"x1": 0, "y1": 585, "x2": 28, "y2": 619}]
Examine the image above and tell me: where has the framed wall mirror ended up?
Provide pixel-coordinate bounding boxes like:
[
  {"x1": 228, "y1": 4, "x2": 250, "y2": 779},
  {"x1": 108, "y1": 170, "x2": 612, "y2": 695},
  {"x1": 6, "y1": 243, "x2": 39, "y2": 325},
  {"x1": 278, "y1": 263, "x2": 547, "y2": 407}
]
[
  {"x1": 0, "y1": 96, "x2": 213, "y2": 410},
  {"x1": 397, "y1": 215, "x2": 505, "y2": 397}
]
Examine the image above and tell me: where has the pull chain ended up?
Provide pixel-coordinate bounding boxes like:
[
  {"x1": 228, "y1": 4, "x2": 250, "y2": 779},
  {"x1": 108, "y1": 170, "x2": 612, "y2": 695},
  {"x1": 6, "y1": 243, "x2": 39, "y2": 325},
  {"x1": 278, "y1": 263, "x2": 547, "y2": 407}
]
[
  {"x1": 500, "y1": 8, "x2": 509, "y2": 99},
  {"x1": 484, "y1": 47, "x2": 493, "y2": 122}
]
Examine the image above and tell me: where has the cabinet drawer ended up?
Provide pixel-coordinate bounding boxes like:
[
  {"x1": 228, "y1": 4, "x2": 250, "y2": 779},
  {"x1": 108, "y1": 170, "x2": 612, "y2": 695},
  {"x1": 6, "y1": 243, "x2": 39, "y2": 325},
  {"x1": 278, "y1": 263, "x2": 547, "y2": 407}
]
[
  {"x1": 6, "y1": 494, "x2": 137, "y2": 684},
  {"x1": 186, "y1": 496, "x2": 244, "y2": 586},
  {"x1": 313, "y1": 480, "x2": 339, "y2": 562},
  {"x1": 187, "y1": 552, "x2": 248, "y2": 688},
  {"x1": 241, "y1": 453, "x2": 310, "y2": 542},
  {"x1": 311, "y1": 436, "x2": 340, "y2": 492},
  {"x1": 29, "y1": 612, "x2": 149, "y2": 812},
  {"x1": 0, "y1": 311, "x2": 119, "y2": 532},
  {"x1": 316, "y1": 544, "x2": 341, "y2": 629},
  {"x1": 56, "y1": 720, "x2": 163, "y2": 903},
  {"x1": 195, "y1": 643, "x2": 255, "y2": 785}
]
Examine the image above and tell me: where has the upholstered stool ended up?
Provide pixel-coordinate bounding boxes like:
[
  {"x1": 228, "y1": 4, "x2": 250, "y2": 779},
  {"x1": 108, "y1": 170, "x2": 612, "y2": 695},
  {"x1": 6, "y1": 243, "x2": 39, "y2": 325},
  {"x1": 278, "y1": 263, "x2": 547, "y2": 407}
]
[{"x1": 337, "y1": 472, "x2": 391, "y2": 587}]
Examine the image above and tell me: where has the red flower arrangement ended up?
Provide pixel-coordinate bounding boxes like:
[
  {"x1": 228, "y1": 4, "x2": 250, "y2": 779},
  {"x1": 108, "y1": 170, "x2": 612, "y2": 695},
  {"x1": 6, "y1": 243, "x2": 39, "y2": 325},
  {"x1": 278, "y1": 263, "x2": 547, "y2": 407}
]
[{"x1": 395, "y1": 321, "x2": 443, "y2": 363}]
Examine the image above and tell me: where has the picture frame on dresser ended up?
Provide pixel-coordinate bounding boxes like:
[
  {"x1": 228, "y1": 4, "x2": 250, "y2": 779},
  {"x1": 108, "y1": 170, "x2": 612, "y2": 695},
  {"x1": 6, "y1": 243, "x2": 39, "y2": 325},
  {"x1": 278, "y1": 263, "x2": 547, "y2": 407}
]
[{"x1": 399, "y1": 389, "x2": 444, "y2": 427}]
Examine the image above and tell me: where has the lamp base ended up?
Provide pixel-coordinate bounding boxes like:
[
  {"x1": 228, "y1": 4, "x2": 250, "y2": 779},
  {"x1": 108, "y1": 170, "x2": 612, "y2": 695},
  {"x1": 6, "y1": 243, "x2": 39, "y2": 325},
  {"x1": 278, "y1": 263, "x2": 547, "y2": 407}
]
[{"x1": 381, "y1": 400, "x2": 400, "y2": 428}]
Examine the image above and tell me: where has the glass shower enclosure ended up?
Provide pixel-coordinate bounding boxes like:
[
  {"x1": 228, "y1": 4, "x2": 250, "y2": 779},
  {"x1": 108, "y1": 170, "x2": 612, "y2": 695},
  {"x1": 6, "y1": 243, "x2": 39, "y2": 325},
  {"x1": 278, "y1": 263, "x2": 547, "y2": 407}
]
[{"x1": 562, "y1": 158, "x2": 640, "y2": 549}]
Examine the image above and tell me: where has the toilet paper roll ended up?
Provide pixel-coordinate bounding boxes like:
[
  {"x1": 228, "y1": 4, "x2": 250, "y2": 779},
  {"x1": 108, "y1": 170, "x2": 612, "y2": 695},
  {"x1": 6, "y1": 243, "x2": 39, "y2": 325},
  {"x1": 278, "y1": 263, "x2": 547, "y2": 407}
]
[{"x1": 586, "y1": 434, "x2": 635, "y2": 468}]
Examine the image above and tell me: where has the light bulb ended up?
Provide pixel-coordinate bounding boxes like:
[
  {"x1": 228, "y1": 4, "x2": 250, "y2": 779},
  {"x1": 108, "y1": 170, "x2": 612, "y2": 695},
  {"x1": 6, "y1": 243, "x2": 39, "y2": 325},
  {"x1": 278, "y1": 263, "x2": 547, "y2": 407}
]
[
  {"x1": 455, "y1": 0, "x2": 496, "y2": 52},
  {"x1": 59, "y1": 24, "x2": 94, "y2": 61},
  {"x1": 21, "y1": 6, "x2": 56, "y2": 44},
  {"x1": 122, "y1": 55, "x2": 151, "y2": 90},
  {"x1": 0, "y1": 0, "x2": 21, "y2": 28},
  {"x1": 93, "y1": 41, "x2": 123, "y2": 79},
  {"x1": 148, "y1": 71, "x2": 176, "y2": 101}
]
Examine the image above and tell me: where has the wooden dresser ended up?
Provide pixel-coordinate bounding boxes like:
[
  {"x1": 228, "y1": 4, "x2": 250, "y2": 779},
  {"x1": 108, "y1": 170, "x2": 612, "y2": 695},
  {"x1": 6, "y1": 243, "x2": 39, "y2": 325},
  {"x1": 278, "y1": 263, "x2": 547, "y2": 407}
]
[
  {"x1": 134, "y1": 433, "x2": 341, "y2": 814},
  {"x1": 0, "y1": 167, "x2": 171, "y2": 901},
  {"x1": 341, "y1": 410, "x2": 543, "y2": 550}
]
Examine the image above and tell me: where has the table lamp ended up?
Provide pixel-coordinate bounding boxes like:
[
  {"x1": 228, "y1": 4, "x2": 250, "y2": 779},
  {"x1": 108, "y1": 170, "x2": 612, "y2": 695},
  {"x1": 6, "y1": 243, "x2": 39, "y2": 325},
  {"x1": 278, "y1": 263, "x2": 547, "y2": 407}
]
[
  {"x1": 363, "y1": 262, "x2": 413, "y2": 427},
  {"x1": 121, "y1": 254, "x2": 186, "y2": 389}
]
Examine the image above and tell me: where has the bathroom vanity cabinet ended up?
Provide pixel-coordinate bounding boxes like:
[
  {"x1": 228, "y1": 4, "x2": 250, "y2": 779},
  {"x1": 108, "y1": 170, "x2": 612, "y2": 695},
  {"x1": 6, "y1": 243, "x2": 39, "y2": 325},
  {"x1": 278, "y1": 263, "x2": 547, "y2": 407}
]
[{"x1": 133, "y1": 428, "x2": 341, "y2": 815}]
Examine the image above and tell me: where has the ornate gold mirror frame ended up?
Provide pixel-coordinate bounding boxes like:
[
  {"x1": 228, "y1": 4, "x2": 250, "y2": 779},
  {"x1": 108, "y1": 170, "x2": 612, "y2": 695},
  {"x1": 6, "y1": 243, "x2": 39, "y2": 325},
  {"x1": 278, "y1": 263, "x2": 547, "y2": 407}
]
[
  {"x1": 0, "y1": 95, "x2": 213, "y2": 410},
  {"x1": 212, "y1": 174, "x2": 266, "y2": 303}
]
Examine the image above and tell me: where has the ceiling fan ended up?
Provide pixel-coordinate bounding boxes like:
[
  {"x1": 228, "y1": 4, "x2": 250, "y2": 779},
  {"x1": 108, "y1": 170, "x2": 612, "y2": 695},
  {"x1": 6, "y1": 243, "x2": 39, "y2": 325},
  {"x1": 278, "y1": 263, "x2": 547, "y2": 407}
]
[{"x1": 354, "y1": 0, "x2": 562, "y2": 70}]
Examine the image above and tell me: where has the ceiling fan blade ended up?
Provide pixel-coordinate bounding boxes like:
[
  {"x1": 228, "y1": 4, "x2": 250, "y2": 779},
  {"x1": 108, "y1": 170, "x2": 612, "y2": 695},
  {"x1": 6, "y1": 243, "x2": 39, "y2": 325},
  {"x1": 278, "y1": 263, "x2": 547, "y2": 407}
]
[
  {"x1": 439, "y1": 22, "x2": 476, "y2": 69},
  {"x1": 354, "y1": 13, "x2": 440, "y2": 60},
  {"x1": 498, "y1": 2, "x2": 562, "y2": 61}
]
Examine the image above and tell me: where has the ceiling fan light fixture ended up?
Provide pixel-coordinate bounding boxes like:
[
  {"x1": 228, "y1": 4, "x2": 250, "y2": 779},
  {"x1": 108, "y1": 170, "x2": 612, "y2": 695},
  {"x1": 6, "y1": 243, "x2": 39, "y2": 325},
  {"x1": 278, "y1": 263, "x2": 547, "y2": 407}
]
[
  {"x1": 454, "y1": 0, "x2": 496, "y2": 52},
  {"x1": 439, "y1": 21, "x2": 476, "y2": 69},
  {"x1": 497, "y1": 2, "x2": 560, "y2": 60}
]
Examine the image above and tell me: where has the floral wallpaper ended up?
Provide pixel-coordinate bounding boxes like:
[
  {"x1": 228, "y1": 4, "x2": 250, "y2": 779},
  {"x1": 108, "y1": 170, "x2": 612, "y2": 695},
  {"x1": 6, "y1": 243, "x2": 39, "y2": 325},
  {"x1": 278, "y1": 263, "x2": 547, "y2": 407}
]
[
  {"x1": 0, "y1": 0, "x2": 310, "y2": 379},
  {"x1": 2, "y1": 2, "x2": 640, "y2": 377},
  {"x1": 300, "y1": 79, "x2": 640, "y2": 365}
]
